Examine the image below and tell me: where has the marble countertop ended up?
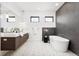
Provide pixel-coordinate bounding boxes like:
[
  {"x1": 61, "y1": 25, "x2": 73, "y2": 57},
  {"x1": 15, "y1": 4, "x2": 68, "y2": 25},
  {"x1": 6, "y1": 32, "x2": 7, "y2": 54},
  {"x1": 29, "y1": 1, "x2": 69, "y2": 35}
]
[{"x1": 0, "y1": 33, "x2": 26, "y2": 37}]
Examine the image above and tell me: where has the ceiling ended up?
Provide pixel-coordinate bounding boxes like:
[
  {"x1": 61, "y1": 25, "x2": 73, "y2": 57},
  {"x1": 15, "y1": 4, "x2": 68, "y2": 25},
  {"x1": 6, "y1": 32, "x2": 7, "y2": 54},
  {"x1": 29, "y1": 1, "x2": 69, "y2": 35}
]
[
  {"x1": 1, "y1": 2, "x2": 64, "y2": 12},
  {"x1": 15, "y1": 2, "x2": 64, "y2": 12}
]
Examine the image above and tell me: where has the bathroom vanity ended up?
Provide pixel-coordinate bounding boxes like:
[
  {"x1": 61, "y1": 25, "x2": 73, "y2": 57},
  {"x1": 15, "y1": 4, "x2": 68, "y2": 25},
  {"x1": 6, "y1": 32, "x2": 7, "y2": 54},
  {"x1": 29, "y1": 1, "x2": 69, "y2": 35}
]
[{"x1": 1, "y1": 33, "x2": 29, "y2": 50}]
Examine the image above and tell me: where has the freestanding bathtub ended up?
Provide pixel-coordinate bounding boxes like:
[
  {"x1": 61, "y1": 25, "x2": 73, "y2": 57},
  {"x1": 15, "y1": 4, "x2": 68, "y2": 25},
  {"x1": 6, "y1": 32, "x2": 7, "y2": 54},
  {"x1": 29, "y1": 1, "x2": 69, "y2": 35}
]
[{"x1": 49, "y1": 36, "x2": 70, "y2": 52}]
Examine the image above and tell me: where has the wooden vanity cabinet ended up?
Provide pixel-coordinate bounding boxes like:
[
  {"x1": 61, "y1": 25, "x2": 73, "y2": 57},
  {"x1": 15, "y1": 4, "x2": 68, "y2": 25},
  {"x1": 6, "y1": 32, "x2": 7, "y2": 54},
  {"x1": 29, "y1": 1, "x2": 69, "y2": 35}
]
[
  {"x1": 1, "y1": 33, "x2": 29, "y2": 50},
  {"x1": 1, "y1": 37, "x2": 16, "y2": 50}
]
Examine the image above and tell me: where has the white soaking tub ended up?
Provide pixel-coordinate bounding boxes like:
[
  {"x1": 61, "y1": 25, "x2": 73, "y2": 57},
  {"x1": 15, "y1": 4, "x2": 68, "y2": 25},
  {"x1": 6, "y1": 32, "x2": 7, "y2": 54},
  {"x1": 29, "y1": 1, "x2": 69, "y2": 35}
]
[{"x1": 49, "y1": 36, "x2": 70, "y2": 52}]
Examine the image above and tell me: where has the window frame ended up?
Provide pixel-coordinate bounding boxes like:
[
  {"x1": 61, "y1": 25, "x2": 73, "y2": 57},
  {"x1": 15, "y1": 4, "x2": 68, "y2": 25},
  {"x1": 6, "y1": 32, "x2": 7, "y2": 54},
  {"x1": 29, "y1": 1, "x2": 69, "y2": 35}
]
[
  {"x1": 45, "y1": 16, "x2": 54, "y2": 22},
  {"x1": 30, "y1": 16, "x2": 40, "y2": 23}
]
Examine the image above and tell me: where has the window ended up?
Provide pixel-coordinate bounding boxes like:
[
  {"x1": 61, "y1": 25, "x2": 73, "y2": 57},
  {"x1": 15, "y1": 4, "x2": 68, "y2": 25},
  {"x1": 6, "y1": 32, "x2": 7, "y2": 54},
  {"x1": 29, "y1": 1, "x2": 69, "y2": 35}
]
[
  {"x1": 45, "y1": 16, "x2": 54, "y2": 22},
  {"x1": 7, "y1": 16, "x2": 16, "y2": 22},
  {"x1": 30, "y1": 16, "x2": 39, "y2": 23}
]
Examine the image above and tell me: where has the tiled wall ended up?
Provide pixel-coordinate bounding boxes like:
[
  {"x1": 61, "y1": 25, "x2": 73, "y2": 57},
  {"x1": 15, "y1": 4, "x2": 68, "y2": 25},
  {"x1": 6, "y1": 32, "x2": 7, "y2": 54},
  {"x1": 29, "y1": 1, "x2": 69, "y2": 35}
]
[
  {"x1": 1, "y1": 10, "x2": 56, "y2": 40},
  {"x1": 21, "y1": 11, "x2": 56, "y2": 40},
  {"x1": 56, "y1": 2, "x2": 79, "y2": 55}
]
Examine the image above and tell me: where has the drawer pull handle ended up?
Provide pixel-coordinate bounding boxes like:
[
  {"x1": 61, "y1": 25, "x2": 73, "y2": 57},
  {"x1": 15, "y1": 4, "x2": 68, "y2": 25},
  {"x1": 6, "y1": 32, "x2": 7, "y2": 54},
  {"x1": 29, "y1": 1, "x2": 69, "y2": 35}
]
[{"x1": 3, "y1": 39, "x2": 7, "y2": 41}]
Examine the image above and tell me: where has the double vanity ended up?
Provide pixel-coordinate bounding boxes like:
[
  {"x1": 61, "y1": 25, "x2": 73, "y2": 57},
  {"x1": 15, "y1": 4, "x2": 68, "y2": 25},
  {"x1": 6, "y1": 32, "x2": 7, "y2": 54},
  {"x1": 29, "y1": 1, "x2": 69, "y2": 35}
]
[{"x1": 0, "y1": 33, "x2": 29, "y2": 50}]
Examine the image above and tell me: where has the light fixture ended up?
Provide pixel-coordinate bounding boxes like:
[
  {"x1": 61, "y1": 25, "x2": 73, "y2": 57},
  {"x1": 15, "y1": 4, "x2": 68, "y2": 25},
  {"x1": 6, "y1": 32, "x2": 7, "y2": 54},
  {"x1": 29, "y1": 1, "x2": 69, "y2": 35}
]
[
  {"x1": 55, "y1": 3, "x2": 59, "y2": 6},
  {"x1": 37, "y1": 8, "x2": 41, "y2": 10}
]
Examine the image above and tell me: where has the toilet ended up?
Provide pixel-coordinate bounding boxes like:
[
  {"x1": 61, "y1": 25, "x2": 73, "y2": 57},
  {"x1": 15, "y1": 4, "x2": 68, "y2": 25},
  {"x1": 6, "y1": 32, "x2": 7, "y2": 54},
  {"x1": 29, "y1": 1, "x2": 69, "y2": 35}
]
[{"x1": 49, "y1": 36, "x2": 70, "y2": 52}]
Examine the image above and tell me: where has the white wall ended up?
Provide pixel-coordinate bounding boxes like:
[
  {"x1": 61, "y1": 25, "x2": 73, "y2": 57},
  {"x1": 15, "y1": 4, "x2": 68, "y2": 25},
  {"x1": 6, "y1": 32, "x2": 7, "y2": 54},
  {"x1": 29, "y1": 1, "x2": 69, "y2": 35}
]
[
  {"x1": 1, "y1": 4, "x2": 56, "y2": 41},
  {"x1": 17, "y1": 11, "x2": 56, "y2": 40},
  {"x1": 0, "y1": 12, "x2": 23, "y2": 32},
  {"x1": 0, "y1": 2, "x2": 23, "y2": 32}
]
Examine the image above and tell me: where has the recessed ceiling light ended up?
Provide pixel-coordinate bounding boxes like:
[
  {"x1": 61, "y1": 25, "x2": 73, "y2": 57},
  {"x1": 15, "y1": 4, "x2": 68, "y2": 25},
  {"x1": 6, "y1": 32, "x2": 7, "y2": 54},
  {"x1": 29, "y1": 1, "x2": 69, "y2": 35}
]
[
  {"x1": 55, "y1": 3, "x2": 59, "y2": 6},
  {"x1": 37, "y1": 8, "x2": 41, "y2": 10}
]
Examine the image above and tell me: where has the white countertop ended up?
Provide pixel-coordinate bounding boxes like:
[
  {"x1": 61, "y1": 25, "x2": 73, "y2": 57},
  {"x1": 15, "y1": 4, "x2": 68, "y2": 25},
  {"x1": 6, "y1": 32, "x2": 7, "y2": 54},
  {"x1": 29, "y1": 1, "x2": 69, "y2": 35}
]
[{"x1": 0, "y1": 33, "x2": 25, "y2": 37}]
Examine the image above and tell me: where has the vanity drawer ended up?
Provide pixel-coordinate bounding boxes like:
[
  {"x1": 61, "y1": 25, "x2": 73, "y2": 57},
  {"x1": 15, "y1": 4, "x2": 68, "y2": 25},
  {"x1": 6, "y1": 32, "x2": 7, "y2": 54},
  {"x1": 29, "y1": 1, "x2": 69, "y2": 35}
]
[{"x1": 1, "y1": 37, "x2": 15, "y2": 50}]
